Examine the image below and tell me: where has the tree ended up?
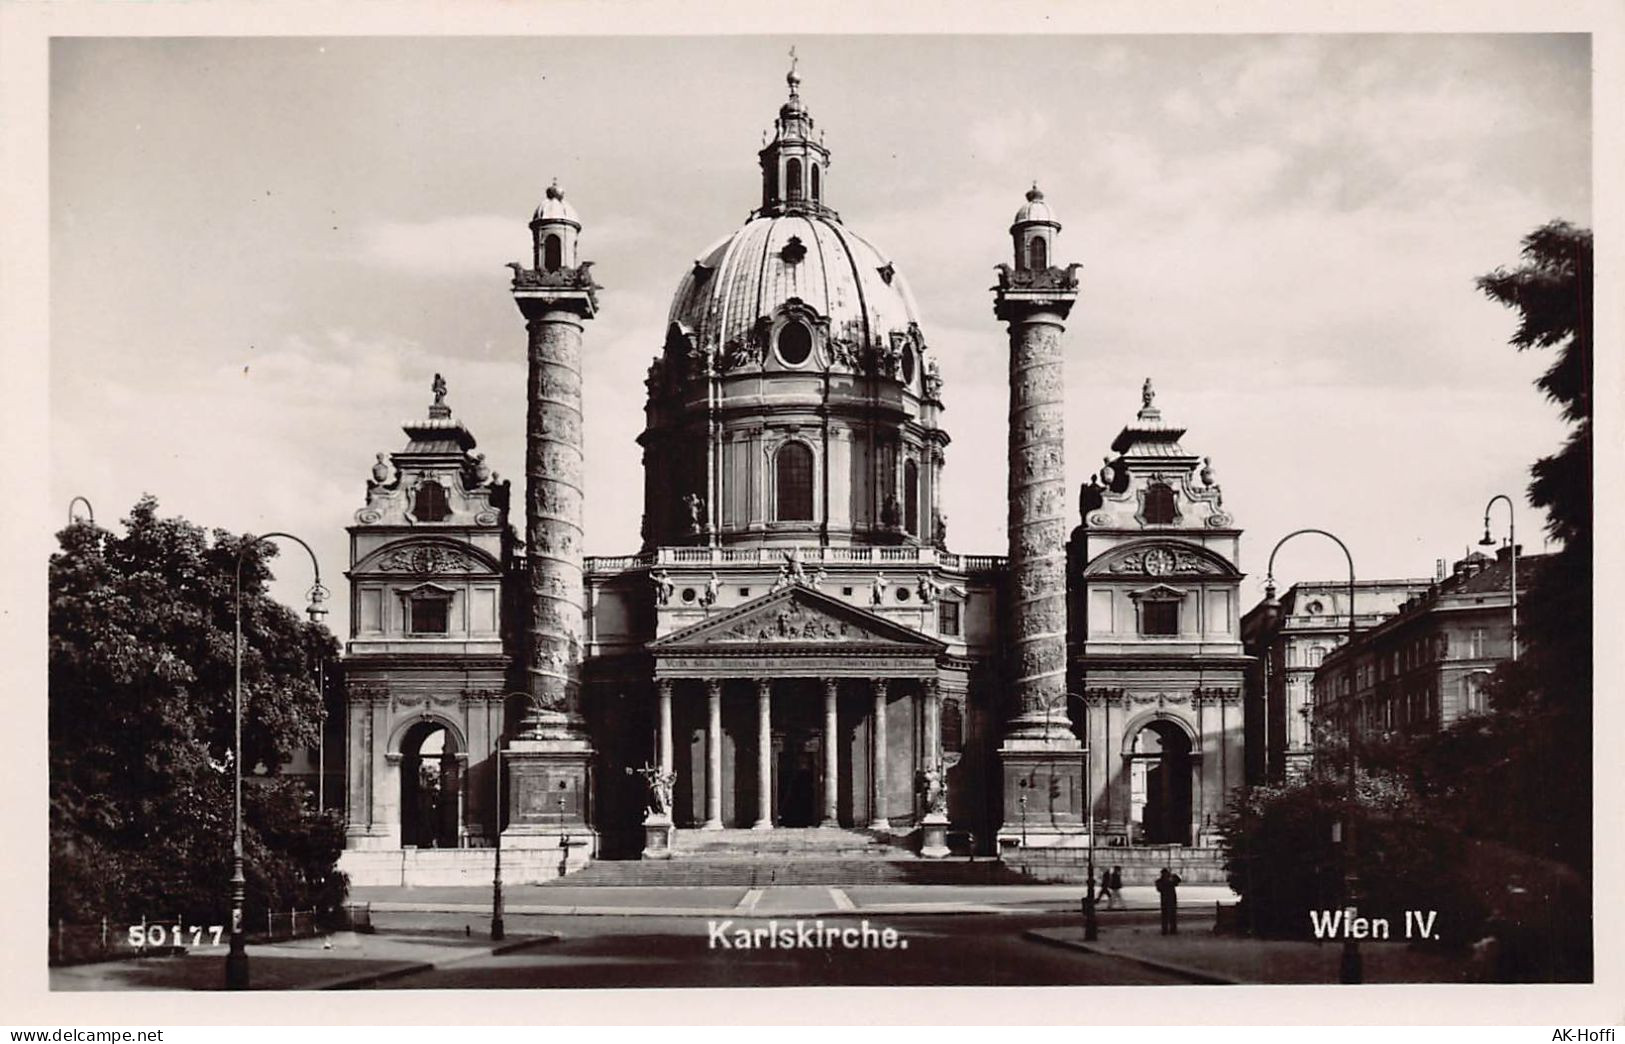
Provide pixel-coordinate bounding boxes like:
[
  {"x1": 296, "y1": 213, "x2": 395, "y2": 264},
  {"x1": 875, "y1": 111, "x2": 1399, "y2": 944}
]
[
  {"x1": 1221, "y1": 222, "x2": 1595, "y2": 980},
  {"x1": 1470, "y1": 220, "x2": 1592, "y2": 868},
  {"x1": 49, "y1": 495, "x2": 345, "y2": 925}
]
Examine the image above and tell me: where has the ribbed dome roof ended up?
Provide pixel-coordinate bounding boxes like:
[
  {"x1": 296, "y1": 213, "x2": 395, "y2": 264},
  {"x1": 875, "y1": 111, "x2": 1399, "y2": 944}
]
[
  {"x1": 667, "y1": 212, "x2": 921, "y2": 354},
  {"x1": 1012, "y1": 185, "x2": 1059, "y2": 228},
  {"x1": 532, "y1": 181, "x2": 579, "y2": 225}
]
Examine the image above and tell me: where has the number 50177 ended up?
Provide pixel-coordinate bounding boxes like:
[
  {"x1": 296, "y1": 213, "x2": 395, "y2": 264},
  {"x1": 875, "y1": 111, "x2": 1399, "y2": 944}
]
[{"x1": 128, "y1": 924, "x2": 224, "y2": 948}]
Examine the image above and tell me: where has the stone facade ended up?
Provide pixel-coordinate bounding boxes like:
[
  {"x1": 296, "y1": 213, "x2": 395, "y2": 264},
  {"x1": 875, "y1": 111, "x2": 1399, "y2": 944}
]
[
  {"x1": 1239, "y1": 578, "x2": 1434, "y2": 782},
  {"x1": 1311, "y1": 547, "x2": 1541, "y2": 742},
  {"x1": 1068, "y1": 385, "x2": 1251, "y2": 848},
  {"x1": 335, "y1": 69, "x2": 1259, "y2": 880}
]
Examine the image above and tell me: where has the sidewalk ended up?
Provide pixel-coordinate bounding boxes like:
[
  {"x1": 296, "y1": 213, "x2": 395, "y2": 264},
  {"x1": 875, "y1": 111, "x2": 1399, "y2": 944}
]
[
  {"x1": 50, "y1": 930, "x2": 559, "y2": 992},
  {"x1": 351, "y1": 883, "x2": 1239, "y2": 918},
  {"x1": 1026, "y1": 923, "x2": 1476, "y2": 985}
]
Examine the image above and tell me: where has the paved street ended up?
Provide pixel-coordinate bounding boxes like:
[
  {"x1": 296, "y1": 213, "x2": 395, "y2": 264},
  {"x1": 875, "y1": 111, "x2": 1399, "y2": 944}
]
[
  {"x1": 376, "y1": 910, "x2": 1192, "y2": 988},
  {"x1": 50, "y1": 885, "x2": 1241, "y2": 990}
]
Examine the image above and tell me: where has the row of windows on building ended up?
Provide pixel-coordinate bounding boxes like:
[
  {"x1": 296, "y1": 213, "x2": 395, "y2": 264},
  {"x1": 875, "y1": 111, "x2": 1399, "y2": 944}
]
[{"x1": 773, "y1": 442, "x2": 923, "y2": 535}]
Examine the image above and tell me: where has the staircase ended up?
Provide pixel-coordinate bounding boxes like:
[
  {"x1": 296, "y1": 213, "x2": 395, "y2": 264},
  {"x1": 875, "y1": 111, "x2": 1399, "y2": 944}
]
[
  {"x1": 559, "y1": 857, "x2": 1031, "y2": 887},
  {"x1": 552, "y1": 828, "x2": 1033, "y2": 886},
  {"x1": 670, "y1": 827, "x2": 904, "y2": 860}
]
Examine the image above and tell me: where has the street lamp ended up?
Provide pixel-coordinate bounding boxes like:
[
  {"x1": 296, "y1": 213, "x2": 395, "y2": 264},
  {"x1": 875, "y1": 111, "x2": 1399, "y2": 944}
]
[
  {"x1": 1082, "y1": 698, "x2": 1098, "y2": 940},
  {"x1": 67, "y1": 496, "x2": 95, "y2": 527},
  {"x1": 228, "y1": 533, "x2": 328, "y2": 990},
  {"x1": 1261, "y1": 528, "x2": 1361, "y2": 985},
  {"x1": 1479, "y1": 494, "x2": 1518, "y2": 661}
]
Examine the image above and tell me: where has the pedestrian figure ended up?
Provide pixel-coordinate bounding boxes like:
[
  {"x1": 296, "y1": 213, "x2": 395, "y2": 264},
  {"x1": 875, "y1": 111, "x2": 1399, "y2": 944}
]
[
  {"x1": 1106, "y1": 865, "x2": 1124, "y2": 910},
  {"x1": 1156, "y1": 866, "x2": 1182, "y2": 934}
]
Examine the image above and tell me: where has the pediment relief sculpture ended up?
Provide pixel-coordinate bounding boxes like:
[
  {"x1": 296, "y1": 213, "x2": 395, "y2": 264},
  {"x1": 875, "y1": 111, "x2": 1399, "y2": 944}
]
[
  {"x1": 369, "y1": 542, "x2": 493, "y2": 576},
  {"x1": 1092, "y1": 542, "x2": 1232, "y2": 578},
  {"x1": 708, "y1": 599, "x2": 856, "y2": 643}
]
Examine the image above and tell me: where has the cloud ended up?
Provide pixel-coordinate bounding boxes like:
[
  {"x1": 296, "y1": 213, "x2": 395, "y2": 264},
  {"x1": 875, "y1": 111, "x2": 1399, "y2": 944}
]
[
  {"x1": 357, "y1": 213, "x2": 657, "y2": 279},
  {"x1": 967, "y1": 110, "x2": 1052, "y2": 167},
  {"x1": 358, "y1": 215, "x2": 519, "y2": 279}
]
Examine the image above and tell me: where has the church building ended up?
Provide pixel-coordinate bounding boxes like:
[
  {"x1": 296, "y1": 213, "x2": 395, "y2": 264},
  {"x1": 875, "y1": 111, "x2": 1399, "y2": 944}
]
[{"x1": 336, "y1": 66, "x2": 1251, "y2": 883}]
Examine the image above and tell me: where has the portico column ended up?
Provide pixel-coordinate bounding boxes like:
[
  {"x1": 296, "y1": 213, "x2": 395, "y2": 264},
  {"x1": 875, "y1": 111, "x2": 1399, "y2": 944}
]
[
  {"x1": 869, "y1": 679, "x2": 889, "y2": 830},
  {"x1": 657, "y1": 678, "x2": 674, "y2": 774},
  {"x1": 753, "y1": 679, "x2": 773, "y2": 830},
  {"x1": 704, "y1": 679, "x2": 723, "y2": 830},
  {"x1": 821, "y1": 679, "x2": 839, "y2": 826},
  {"x1": 924, "y1": 678, "x2": 942, "y2": 766}
]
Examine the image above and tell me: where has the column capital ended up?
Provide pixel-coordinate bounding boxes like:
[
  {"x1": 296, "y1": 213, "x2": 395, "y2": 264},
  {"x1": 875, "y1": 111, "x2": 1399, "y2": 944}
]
[
  {"x1": 705, "y1": 678, "x2": 724, "y2": 699},
  {"x1": 656, "y1": 677, "x2": 675, "y2": 697},
  {"x1": 873, "y1": 678, "x2": 890, "y2": 698},
  {"x1": 821, "y1": 677, "x2": 841, "y2": 697},
  {"x1": 753, "y1": 677, "x2": 773, "y2": 697}
]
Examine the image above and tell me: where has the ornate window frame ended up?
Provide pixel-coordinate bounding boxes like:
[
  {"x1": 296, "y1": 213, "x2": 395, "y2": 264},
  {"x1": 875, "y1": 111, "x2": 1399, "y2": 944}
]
[
  {"x1": 1128, "y1": 583, "x2": 1185, "y2": 638},
  {"x1": 1136, "y1": 477, "x2": 1181, "y2": 527},
  {"x1": 399, "y1": 582, "x2": 457, "y2": 636},
  {"x1": 771, "y1": 300, "x2": 827, "y2": 371},
  {"x1": 766, "y1": 434, "x2": 819, "y2": 525}
]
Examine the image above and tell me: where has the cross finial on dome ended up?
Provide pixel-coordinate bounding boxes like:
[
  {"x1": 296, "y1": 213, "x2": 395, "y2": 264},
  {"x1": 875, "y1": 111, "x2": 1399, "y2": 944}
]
[
  {"x1": 1142, "y1": 377, "x2": 1155, "y2": 410},
  {"x1": 1027, "y1": 182, "x2": 1044, "y2": 202},
  {"x1": 788, "y1": 45, "x2": 799, "y2": 86},
  {"x1": 546, "y1": 179, "x2": 563, "y2": 201}
]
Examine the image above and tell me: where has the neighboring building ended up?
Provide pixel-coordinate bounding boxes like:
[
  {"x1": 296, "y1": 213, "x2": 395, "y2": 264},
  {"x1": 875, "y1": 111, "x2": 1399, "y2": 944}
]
[
  {"x1": 334, "y1": 67, "x2": 1254, "y2": 880},
  {"x1": 1068, "y1": 384, "x2": 1252, "y2": 848},
  {"x1": 1240, "y1": 578, "x2": 1433, "y2": 783},
  {"x1": 1311, "y1": 546, "x2": 1542, "y2": 741}
]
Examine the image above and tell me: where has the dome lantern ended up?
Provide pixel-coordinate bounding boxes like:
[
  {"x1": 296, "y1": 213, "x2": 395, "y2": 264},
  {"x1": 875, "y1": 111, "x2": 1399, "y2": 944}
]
[
  {"x1": 757, "y1": 50, "x2": 834, "y2": 219},
  {"x1": 531, "y1": 180, "x2": 582, "y2": 273},
  {"x1": 1010, "y1": 183, "x2": 1062, "y2": 272}
]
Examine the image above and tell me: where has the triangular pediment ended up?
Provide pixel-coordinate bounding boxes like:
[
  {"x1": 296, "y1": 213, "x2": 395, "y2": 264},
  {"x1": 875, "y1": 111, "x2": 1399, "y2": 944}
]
[{"x1": 649, "y1": 584, "x2": 946, "y2": 653}]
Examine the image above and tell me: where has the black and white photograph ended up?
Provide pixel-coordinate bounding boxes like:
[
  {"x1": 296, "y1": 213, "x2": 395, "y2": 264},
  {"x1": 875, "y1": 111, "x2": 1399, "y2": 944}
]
[{"x1": 3, "y1": 2, "x2": 1619, "y2": 1031}]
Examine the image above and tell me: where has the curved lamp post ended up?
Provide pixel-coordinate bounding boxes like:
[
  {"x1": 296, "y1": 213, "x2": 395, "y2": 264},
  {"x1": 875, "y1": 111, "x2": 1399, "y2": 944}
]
[
  {"x1": 491, "y1": 691, "x2": 537, "y2": 942},
  {"x1": 1259, "y1": 528, "x2": 1361, "y2": 985},
  {"x1": 1479, "y1": 494, "x2": 1518, "y2": 661},
  {"x1": 67, "y1": 496, "x2": 95, "y2": 527},
  {"x1": 227, "y1": 533, "x2": 328, "y2": 990}
]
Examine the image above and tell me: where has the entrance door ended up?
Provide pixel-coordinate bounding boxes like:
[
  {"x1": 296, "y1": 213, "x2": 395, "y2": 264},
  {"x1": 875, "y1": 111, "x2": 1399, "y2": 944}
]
[
  {"x1": 1131, "y1": 720, "x2": 1193, "y2": 846},
  {"x1": 774, "y1": 693, "x2": 823, "y2": 826},
  {"x1": 400, "y1": 721, "x2": 459, "y2": 848}
]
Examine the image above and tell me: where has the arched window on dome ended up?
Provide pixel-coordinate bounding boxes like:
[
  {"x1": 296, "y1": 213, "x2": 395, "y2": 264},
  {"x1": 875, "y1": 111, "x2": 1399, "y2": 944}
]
[
  {"x1": 811, "y1": 164, "x2": 821, "y2": 202},
  {"x1": 1144, "y1": 482, "x2": 1176, "y2": 525},
  {"x1": 1028, "y1": 237, "x2": 1047, "y2": 272},
  {"x1": 775, "y1": 442, "x2": 814, "y2": 522},
  {"x1": 543, "y1": 234, "x2": 562, "y2": 272},
  {"x1": 786, "y1": 158, "x2": 803, "y2": 202},
  {"x1": 904, "y1": 459, "x2": 920, "y2": 536}
]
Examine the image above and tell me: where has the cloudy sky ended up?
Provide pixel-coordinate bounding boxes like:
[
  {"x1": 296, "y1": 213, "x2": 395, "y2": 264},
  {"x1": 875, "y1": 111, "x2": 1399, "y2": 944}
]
[{"x1": 48, "y1": 33, "x2": 1589, "y2": 634}]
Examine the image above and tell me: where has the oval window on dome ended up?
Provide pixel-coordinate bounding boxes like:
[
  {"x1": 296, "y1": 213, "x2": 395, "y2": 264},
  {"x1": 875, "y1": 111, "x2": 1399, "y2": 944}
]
[
  {"x1": 901, "y1": 345, "x2": 916, "y2": 384},
  {"x1": 777, "y1": 321, "x2": 813, "y2": 366}
]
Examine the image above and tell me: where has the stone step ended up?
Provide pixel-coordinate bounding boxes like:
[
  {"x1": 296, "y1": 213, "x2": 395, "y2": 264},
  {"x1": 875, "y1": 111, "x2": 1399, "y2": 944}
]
[
  {"x1": 558, "y1": 858, "x2": 1033, "y2": 887},
  {"x1": 669, "y1": 827, "x2": 907, "y2": 860}
]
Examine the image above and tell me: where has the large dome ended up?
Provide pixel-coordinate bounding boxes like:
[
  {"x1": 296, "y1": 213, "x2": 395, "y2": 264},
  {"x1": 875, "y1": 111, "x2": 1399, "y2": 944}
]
[
  {"x1": 668, "y1": 212, "x2": 922, "y2": 358},
  {"x1": 638, "y1": 67, "x2": 949, "y2": 554}
]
